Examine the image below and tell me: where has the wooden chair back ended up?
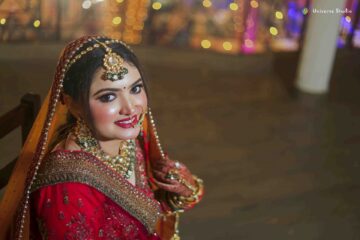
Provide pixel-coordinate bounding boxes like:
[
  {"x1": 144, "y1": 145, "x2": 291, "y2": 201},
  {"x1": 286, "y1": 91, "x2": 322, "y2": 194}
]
[{"x1": 0, "y1": 93, "x2": 40, "y2": 189}]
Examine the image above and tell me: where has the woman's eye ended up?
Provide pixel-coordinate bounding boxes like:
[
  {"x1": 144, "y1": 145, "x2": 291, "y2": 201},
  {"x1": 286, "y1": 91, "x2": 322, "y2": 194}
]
[
  {"x1": 130, "y1": 84, "x2": 144, "y2": 94},
  {"x1": 98, "y1": 93, "x2": 116, "y2": 103}
]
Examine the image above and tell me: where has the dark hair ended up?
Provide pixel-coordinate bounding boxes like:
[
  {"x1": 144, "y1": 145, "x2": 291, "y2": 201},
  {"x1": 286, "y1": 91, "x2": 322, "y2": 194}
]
[{"x1": 55, "y1": 37, "x2": 148, "y2": 143}]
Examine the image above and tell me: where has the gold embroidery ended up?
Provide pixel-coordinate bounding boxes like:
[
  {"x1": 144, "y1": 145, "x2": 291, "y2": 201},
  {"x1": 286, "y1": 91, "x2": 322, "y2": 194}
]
[
  {"x1": 63, "y1": 195, "x2": 69, "y2": 205},
  {"x1": 31, "y1": 150, "x2": 162, "y2": 233},
  {"x1": 98, "y1": 229, "x2": 104, "y2": 237}
]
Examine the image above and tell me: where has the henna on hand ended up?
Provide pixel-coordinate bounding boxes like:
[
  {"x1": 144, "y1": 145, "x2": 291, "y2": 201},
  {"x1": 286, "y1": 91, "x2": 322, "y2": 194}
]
[{"x1": 152, "y1": 156, "x2": 195, "y2": 197}]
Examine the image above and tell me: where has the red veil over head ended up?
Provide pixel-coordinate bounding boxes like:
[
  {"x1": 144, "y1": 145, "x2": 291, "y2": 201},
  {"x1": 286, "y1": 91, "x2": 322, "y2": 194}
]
[{"x1": 0, "y1": 36, "x2": 174, "y2": 239}]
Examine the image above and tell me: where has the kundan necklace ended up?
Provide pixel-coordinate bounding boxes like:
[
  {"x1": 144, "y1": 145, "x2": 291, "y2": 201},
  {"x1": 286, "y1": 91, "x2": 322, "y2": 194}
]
[{"x1": 73, "y1": 118, "x2": 136, "y2": 179}]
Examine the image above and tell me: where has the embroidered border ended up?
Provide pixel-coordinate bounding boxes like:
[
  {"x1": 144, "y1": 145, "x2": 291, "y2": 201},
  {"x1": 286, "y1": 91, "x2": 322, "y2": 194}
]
[{"x1": 31, "y1": 150, "x2": 162, "y2": 233}]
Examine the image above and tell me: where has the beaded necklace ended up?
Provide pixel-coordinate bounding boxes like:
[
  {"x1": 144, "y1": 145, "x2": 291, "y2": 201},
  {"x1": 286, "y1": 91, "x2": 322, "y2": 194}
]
[{"x1": 73, "y1": 119, "x2": 136, "y2": 179}]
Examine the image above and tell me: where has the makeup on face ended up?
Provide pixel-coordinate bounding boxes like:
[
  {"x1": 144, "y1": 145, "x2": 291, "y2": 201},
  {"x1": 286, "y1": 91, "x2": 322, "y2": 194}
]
[
  {"x1": 88, "y1": 61, "x2": 148, "y2": 142},
  {"x1": 114, "y1": 115, "x2": 139, "y2": 129}
]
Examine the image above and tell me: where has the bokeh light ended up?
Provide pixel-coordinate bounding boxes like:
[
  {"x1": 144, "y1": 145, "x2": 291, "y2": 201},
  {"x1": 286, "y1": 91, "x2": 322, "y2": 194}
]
[
  {"x1": 269, "y1": 27, "x2": 278, "y2": 36},
  {"x1": 0, "y1": 0, "x2": 357, "y2": 54},
  {"x1": 82, "y1": 0, "x2": 92, "y2": 9},
  {"x1": 250, "y1": 0, "x2": 259, "y2": 9},
  {"x1": 229, "y1": 3, "x2": 239, "y2": 11},
  {"x1": 245, "y1": 39, "x2": 254, "y2": 48},
  {"x1": 112, "y1": 16, "x2": 122, "y2": 25},
  {"x1": 33, "y1": 20, "x2": 41, "y2": 28},
  {"x1": 202, "y1": 0, "x2": 212, "y2": 8},
  {"x1": 201, "y1": 39, "x2": 211, "y2": 49},
  {"x1": 275, "y1": 11, "x2": 283, "y2": 20},
  {"x1": 152, "y1": 2, "x2": 162, "y2": 10},
  {"x1": 223, "y1": 41, "x2": 232, "y2": 51}
]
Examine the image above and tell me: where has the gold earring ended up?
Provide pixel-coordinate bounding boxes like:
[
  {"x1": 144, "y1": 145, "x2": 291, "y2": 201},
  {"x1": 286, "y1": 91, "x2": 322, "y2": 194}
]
[
  {"x1": 137, "y1": 109, "x2": 147, "y2": 136},
  {"x1": 74, "y1": 118, "x2": 97, "y2": 149}
]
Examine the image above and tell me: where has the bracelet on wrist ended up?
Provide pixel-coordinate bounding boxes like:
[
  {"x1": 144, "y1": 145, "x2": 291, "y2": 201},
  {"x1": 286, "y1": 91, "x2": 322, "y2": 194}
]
[{"x1": 167, "y1": 175, "x2": 204, "y2": 210}]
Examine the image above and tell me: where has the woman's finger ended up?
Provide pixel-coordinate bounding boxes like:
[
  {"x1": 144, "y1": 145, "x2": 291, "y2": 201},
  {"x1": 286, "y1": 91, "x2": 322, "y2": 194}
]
[
  {"x1": 152, "y1": 170, "x2": 178, "y2": 184},
  {"x1": 153, "y1": 179, "x2": 180, "y2": 191},
  {"x1": 153, "y1": 179, "x2": 192, "y2": 196}
]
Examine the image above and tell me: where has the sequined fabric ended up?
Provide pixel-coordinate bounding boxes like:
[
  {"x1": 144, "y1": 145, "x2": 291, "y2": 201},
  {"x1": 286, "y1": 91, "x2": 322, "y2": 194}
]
[{"x1": 31, "y1": 183, "x2": 161, "y2": 240}]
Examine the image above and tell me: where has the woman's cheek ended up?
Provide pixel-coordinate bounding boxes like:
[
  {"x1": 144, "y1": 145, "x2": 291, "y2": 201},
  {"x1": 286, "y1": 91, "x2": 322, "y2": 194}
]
[
  {"x1": 90, "y1": 101, "x2": 118, "y2": 125},
  {"x1": 136, "y1": 92, "x2": 148, "y2": 110}
]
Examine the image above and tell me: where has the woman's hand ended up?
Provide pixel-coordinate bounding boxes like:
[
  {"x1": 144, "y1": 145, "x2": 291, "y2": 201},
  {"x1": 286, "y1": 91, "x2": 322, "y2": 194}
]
[{"x1": 152, "y1": 156, "x2": 196, "y2": 197}]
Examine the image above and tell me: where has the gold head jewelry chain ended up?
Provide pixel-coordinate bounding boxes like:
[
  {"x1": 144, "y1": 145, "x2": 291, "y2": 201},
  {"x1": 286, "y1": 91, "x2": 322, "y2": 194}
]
[{"x1": 70, "y1": 39, "x2": 137, "y2": 178}]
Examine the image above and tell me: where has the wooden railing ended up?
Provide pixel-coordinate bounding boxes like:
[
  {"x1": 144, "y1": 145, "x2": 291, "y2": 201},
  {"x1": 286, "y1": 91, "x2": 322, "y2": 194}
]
[{"x1": 0, "y1": 93, "x2": 40, "y2": 189}]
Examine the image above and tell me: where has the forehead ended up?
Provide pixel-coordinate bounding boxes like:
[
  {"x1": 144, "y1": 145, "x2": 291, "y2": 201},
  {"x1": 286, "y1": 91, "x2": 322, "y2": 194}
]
[{"x1": 90, "y1": 61, "x2": 141, "y2": 92}]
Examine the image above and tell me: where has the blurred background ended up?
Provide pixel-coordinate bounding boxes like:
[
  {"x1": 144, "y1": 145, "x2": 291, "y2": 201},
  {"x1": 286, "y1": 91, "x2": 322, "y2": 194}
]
[
  {"x1": 0, "y1": 0, "x2": 359, "y2": 52},
  {"x1": 0, "y1": 0, "x2": 360, "y2": 239}
]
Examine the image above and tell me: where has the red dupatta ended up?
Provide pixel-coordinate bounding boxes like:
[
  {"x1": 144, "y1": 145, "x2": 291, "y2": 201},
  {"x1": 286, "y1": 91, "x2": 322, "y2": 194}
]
[{"x1": 0, "y1": 36, "x2": 175, "y2": 240}]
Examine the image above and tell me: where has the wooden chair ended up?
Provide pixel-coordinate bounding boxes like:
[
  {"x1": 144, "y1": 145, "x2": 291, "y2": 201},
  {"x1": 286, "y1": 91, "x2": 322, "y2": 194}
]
[{"x1": 0, "y1": 93, "x2": 41, "y2": 190}]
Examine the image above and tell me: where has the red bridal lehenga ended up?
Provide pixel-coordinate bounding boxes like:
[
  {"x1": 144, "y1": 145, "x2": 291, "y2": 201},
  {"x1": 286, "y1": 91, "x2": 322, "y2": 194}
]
[
  {"x1": 0, "y1": 36, "x2": 203, "y2": 240},
  {"x1": 30, "y1": 142, "x2": 162, "y2": 240}
]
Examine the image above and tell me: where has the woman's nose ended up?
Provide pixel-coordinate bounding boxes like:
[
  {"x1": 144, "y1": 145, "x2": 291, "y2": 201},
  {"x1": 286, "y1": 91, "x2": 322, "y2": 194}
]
[{"x1": 118, "y1": 96, "x2": 135, "y2": 116}]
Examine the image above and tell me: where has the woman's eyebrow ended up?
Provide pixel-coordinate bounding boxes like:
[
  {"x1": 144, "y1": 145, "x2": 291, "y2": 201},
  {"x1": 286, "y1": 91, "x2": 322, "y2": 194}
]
[
  {"x1": 92, "y1": 78, "x2": 142, "y2": 96},
  {"x1": 93, "y1": 88, "x2": 120, "y2": 96},
  {"x1": 130, "y1": 78, "x2": 142, "y2": 87}
]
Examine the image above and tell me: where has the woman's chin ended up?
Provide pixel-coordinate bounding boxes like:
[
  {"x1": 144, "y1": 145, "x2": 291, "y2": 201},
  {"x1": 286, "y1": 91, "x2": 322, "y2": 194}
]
[{"x1": 114, "y1": 127, "x2": 141, "y2": 140}]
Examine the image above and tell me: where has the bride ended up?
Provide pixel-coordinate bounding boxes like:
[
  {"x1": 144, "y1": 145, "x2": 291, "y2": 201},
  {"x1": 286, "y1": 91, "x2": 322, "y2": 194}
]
[{"x1": 0, "y1": 36, "x2": 203, "y2": 240}]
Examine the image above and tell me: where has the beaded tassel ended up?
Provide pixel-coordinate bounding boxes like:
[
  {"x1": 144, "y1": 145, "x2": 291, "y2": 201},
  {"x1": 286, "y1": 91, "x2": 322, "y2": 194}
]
[
  {"x1": 147, "y1": 107, "x2": 165, "y2": 159},
  {"x1": 170, "y1": 211, "x2": 181, "y2": 240}
]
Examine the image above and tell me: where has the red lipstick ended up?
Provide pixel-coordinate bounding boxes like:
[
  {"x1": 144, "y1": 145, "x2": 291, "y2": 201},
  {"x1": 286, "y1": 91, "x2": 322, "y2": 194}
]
[{"x1": 114, "y1": 115, "x2": 138, "y2": 129}]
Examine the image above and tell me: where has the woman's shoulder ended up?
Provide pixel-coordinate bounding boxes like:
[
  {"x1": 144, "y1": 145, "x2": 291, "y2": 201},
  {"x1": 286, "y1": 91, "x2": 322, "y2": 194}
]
[{"x1": 30, "y1": 148, "x2": 104, "y2": 194}]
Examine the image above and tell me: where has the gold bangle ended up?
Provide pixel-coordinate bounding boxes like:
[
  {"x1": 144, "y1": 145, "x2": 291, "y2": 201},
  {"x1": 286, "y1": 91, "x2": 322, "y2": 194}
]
[
  {"x1": 179, "y1": 175, "x2": 203, "y2": 203},
  {"x1": 178, "y1": 177, "x2": 197, "y2": 193},
  {"x1": 167, "y1": 175, "x2": 204, "y2": 211}
]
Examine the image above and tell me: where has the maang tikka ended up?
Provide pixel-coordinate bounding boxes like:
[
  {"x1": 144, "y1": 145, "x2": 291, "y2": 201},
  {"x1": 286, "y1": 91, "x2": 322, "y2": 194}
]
[{"x1": 94, "y1": 39, "x2": 129, "y2": 81}]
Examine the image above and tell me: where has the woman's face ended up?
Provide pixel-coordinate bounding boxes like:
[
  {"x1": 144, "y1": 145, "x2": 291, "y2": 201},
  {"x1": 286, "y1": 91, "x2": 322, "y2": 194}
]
[{"x1": 88, "y1": 61, "x2": 147, "y2": 141}]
